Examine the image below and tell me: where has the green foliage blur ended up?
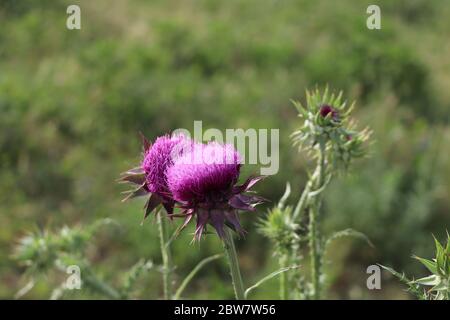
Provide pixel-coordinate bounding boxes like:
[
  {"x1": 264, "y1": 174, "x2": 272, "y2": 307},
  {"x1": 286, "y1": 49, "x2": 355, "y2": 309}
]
[{"x1": 1, "y1": 0, "x2": 449, "y2": 299}]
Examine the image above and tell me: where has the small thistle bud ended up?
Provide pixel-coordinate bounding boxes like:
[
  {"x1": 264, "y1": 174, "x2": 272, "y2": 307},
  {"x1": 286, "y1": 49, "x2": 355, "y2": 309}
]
[
  {"x1": 319, "y1": 105, "x2": 338, "y2": 120},
  {"x1": 291, "y1": 87, "x2": 371, "y2": 170}
]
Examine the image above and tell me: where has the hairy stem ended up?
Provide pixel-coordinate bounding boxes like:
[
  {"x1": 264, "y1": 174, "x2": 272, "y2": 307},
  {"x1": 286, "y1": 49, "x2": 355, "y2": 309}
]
[
  {"x1": 309, "y1": 141, "x2": 326, "y2": 299},
  {"x1": 309, "y1": 203, "x2": 319, "y2": 299},
  {"x1": 292, "y1": 167, "x2": 318, "y2": 221},
  {"x1": 158, "y1": 211, "x2": 173, "y2": 300},
  {"x1": 84, "y1": 270, "x2": 121, "y2": 299},
  {"x1": 279, "y1": 254, "x2": 289, "y2": 300},
  {"x1": 222, "y1": 228, "x2": 245, "y2": 300}
]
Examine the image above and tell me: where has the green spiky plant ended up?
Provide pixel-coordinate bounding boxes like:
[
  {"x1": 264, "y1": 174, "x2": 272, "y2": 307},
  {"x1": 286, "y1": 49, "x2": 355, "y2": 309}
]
[
  {"x1": 13, "y1": 219, "x2": 128, "y2": 299},
  {"x1": 13, "y1": 219, "x2": 222, "y2": 300},
  {"x1": 260, "y1": 88, "x2": 372, "y2": 299},
  {"x1": 381, "y1": 234, "x2": 450, "y2": 300},
  {"x1": 258, "y1": 183, "x2": 301, "y2": 299}
]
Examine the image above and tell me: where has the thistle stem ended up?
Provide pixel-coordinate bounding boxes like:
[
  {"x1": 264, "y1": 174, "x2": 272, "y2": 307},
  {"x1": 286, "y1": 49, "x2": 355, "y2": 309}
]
[
  {"x1": 279, "y1": 254, "x2": 289, "y2": 300},
  {"x1": 157, "y1": 211, "x2": 173, "y2": 300},
  {"x1": 309, "y1": 203, "x2": 320, "y2": 299},
  {"x1": 83, "y1": 270, "x2": 121, "y2": 299},
  {"x1": 309, "y1": 141, "x2": 326, "y2": 300},
  {"x1": 222, "y1": 228, "x2": 245, "y2": 300}
]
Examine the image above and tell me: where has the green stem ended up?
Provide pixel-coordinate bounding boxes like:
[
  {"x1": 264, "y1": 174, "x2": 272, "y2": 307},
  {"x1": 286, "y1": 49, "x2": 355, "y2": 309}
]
[
  {"x1": 309, "y1": 203, "x2": 319, "y2": 299},
  {"x1": 309, "y1": 142, "x2": 326, "y2": 300},
  {"x1": 158, "y1": 212, "x2": 173, "y2": 300},
  {"x1": 279, "y1": 254, "x2": 289, "y2": 300},
  {"x1": 222, "y1": 228, "x2": 245, "y2": 300},
  {"x1": 292, "y1": 167, "x2": 319, "y2": 221},
  {"x1": 84, "y1": 271, "x2": 121, "y2": 299},
  {"x1": 173, "y1": 254, "x2": 222, "y2": 300}
]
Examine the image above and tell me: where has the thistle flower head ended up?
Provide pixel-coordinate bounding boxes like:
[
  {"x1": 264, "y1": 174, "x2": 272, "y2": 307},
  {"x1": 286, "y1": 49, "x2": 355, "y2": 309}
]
[
  {"x1": 119, "y1": 133, "x2": 192, "y2": 219},
  {"x1": 291, "y1": 87, "x2": 372, "y2": 170},
  {"x1": 142, "y1": 134, "x2": 189, "y2": 196},
  {"x1": 258, "y1": 205, "x2": 298, "y2": 255},
  {"x1": 167, "y1": 142, "x2": 265, "y2": 240},
  {"x1": 168, "y1": 142, "x2": 241, "y2": 203}
]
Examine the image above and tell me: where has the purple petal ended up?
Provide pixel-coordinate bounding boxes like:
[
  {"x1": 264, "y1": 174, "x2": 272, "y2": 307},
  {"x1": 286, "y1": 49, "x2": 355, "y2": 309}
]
[{"x1": 167, "y1": 142, "x2": 241, "y2": 203}]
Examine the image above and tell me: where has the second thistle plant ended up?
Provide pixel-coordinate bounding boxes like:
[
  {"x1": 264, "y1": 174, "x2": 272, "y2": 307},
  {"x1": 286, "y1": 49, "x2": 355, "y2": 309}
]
[
  {"x1": 260, "y1": 88, "x2": 372, "y2": 300},
  {"x1": 291, "y1": 88, "x2": 372, "y2": 299}
]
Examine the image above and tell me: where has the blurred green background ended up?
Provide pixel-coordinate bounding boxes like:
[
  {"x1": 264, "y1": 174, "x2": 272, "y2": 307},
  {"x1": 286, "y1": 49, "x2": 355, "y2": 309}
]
[{"x1": 1, "y1": 0, "x2": 449, "y2": 299}]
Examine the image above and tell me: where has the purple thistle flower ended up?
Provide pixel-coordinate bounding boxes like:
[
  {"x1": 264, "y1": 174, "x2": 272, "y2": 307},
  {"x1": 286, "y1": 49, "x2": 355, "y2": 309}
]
[
  {"x1": 142, "y1": 134, "x2": 189, "y2": 196},
  {"x1": 319, "y1": 104, "x2": 339, "y2": 120},
  {"x1": 119, "y1": 133, "x2": 192, "y2": 219},
  {"x1": 167, "y1": 142, "x2": 266, "y2": 240}
]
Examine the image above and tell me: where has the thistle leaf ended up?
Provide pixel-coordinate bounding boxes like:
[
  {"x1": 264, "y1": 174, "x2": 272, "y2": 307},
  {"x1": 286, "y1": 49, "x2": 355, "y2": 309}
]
[
  {"x1": 244, "y1": 265, "x2": 300, "y2": 299},
  {"x1": 378, "y1": 264, "x2": 426, "y2": 300},
  {"x1": 325, "y1": 228, "x2": 374, "y2": 253},
  {"x1": 413, "y1": 256, "x2": 438, "y2": 275},
  {"x1": 277, "y1": 182, "x2": 291, "y2": 210},
  {"x1": 433, "y1": 235, "x2": 445, "y2": 275},
  {"x1": 413, "y1": 275, "x2": 439, "y2": 286},
  {"x1": 173, "y1": 254, "x2": 223, "y2": 300}
]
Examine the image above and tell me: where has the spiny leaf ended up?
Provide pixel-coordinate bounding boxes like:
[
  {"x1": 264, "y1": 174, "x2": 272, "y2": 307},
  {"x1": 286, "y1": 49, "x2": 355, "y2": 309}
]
[
  {"x1": 325, "y1": 228, "x2": 374, "y2": 253},
  {"x1": 413, "y1": 275, "x2": 439, "y2": 286},
  {"x1": 413, "y1": 256, "x2": 438, "y2": 275},
  {"x1": 378, "y1": 264, "x2": 425, "y2": 300},
  {"x1": 173, "y1": 254, "x2": 223, "y2": 300},
  {"x1": 433, "y1": 235, "x2": 445, "y2": 275},
  {"x1": 277, "y1": 182, "x2": 291, "y2": 210},
  {"x1": 244, "y1": 265, "x2": 300, "y2": 299}
]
